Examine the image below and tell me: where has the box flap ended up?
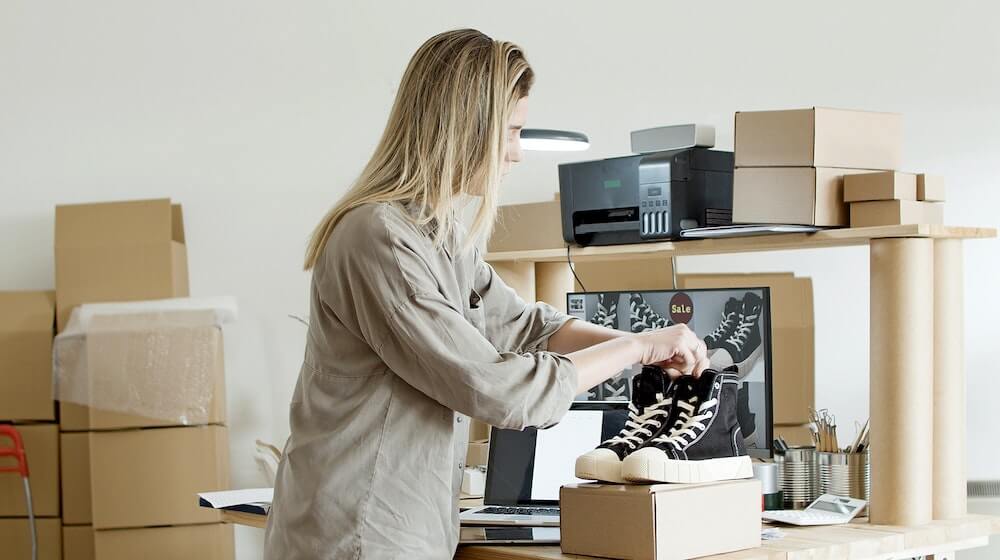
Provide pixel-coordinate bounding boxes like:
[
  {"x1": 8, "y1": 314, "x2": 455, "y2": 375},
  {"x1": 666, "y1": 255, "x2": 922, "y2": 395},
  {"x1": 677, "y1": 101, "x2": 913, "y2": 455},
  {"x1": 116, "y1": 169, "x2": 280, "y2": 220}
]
[
  {"x1": 0, "y1": 291, "x2": 55, "y2": 333},
  {"x1": 55, "y1": 199, "x2": 176, "y2": 248},
  {"x1": 171, "y1": 204, "x2": 186, "y2": 243}
]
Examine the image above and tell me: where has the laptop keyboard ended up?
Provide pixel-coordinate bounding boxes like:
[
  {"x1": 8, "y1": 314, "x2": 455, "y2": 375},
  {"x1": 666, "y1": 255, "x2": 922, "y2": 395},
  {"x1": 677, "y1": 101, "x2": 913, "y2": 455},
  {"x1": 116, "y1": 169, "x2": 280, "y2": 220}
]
[{"x1": 477, "y1": 506, "x2": 560, "y2": 516}]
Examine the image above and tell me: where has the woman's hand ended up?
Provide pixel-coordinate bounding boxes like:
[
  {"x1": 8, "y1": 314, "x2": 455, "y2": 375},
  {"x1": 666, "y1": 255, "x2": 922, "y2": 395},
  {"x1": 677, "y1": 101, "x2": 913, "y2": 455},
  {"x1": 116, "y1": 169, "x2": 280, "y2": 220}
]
[{"x1": 631, "y1": 324, "x2": 710, "y2": 379}]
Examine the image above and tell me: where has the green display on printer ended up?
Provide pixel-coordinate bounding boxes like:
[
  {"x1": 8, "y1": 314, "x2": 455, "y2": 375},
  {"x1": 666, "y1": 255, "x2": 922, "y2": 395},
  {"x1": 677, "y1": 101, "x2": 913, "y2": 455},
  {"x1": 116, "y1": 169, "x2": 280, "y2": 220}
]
[{"x1": 603, "y1": 179, "x2": 622, "y2": 189}]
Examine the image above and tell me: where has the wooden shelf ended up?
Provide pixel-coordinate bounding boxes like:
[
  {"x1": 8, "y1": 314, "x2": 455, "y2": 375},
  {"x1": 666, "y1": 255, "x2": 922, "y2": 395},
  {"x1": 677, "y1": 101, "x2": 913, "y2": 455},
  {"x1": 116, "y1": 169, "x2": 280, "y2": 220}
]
[
  {"x1": 484, "y1": 225, "x2": 996, "y2": 263},
  {"x1": 454, "y1": 514, "x2": 1000, "y2": 560}
]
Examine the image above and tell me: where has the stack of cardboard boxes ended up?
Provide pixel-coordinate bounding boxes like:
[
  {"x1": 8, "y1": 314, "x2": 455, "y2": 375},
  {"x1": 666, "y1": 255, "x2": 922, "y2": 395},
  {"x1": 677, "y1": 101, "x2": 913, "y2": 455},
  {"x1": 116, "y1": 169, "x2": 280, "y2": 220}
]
[
  {"x1": 845, "y1": 171, "x2": 946, "y2": 227},
  {"x1": 52, "y1": 199, "x2": 233, "y2": 560},
  {"x1": 733, "y1": 107, "x2": 904, "y2": 226},
  {"x1": 0, "y1": 292, "x2": 63, "y2": 560}
]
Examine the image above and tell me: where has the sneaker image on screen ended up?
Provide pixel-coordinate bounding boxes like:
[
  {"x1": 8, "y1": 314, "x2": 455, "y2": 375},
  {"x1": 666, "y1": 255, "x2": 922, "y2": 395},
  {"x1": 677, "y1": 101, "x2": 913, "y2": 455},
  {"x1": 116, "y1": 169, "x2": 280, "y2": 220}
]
[
  {"x1": 629, "y1": 293, "x2": 671, "y2": 333},
  {"x1": 589, "y1": 292, "x2": 619, "y2": 329},
  {"x1": 709, "y1": 292, "x2": 763, "y2": 374},
  {"x1": 704, "y1": 297, "x2": 741, "y2": 355}
]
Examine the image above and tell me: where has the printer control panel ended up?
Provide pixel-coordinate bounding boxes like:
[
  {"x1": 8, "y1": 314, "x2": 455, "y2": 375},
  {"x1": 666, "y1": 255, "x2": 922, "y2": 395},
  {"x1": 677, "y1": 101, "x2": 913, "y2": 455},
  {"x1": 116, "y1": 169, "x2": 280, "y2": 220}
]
[{"x1": 640, "y1": 183, "x2": 670, "y2": 238}]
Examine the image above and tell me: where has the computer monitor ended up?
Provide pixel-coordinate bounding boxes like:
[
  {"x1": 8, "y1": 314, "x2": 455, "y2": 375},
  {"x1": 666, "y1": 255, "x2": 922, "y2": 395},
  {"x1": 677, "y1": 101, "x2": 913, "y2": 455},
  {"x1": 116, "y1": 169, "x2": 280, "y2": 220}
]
[
  {"x1": 567, "y1": 288, "x2": 774, "y2": 458},
  {"x1": 484, "y1": 402, "x2": 628, "y2": 506}
]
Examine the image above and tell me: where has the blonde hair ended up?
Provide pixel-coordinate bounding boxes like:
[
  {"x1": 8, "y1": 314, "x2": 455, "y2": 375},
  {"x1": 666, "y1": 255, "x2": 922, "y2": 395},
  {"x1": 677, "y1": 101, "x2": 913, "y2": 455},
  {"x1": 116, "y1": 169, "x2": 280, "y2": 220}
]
[{"x1": 304, "y1": 29, "x2": 534, "y2": 270}]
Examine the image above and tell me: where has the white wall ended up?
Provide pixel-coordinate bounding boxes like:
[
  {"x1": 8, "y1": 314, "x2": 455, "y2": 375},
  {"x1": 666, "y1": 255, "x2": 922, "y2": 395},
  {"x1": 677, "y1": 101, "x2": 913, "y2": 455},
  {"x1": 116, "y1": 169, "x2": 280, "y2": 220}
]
[{"x1": 2, "y1": 1, "x2": 997, "y2": 556}]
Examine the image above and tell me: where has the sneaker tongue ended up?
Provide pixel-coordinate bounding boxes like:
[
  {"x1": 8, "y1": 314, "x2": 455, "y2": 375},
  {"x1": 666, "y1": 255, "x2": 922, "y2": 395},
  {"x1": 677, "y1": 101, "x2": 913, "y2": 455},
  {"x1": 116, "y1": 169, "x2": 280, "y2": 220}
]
[
  {"x1": 694, "y1": 369, "x2": 721, "y2": 402},
  {"x1": 634, "y1": 366, "x2": 670, "y2": 408}
]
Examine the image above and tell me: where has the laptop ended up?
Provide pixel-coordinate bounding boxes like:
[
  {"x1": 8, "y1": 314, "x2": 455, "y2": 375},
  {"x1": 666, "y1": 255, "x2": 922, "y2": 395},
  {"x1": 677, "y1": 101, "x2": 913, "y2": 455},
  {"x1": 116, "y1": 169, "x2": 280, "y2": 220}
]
[
  {"x1": 459, "y1": 402, "x2": 627, "y2": 526},
  {"x1": 458, "y1": 526, "x2": 560, "y2": 545}
]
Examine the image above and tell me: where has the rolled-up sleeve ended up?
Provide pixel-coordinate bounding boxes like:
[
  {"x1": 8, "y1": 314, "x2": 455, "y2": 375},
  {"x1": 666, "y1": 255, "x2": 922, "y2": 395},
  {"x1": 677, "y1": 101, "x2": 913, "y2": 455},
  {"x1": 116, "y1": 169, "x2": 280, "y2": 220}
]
[
  {"x1": 474, "y1": 253, "x2": 576, "y2": 354},
  {"x1": 374, "y1": 291, "x2": 578, "y2": 430}
]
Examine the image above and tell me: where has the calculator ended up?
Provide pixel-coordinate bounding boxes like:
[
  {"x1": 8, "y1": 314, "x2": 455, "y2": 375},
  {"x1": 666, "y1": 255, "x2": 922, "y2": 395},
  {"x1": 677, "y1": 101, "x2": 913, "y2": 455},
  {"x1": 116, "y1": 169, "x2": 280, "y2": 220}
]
[{"x1": 762, "y1": 494, "x2": 868, "y2": 526}]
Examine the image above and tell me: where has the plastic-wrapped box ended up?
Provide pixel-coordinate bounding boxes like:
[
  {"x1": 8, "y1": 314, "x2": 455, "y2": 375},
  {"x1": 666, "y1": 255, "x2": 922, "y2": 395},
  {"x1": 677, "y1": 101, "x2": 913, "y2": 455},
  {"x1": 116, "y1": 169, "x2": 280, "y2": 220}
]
[{"x1": 54, "y1": 298, "x2": 235, "y2": 428}]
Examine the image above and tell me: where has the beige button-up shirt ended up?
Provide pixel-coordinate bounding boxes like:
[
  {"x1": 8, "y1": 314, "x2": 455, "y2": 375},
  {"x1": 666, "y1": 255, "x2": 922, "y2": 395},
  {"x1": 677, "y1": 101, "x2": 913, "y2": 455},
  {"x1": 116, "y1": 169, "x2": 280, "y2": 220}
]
[{"x1": 264, "y1": 202, "x2": 579, "y2": 559}]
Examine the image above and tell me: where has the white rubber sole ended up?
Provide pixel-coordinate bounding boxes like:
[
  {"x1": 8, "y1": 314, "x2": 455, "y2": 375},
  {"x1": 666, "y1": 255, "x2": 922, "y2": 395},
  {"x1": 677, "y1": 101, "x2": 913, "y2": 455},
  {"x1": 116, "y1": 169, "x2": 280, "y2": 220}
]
[
  {"x1": 707, "y1": 343, "x2": 763, "y2": 378},
  {"x1": 621, "y1": 447, "x2": 754, "y2": 484},
  {"x1": 575, "y1": 449, "x2": 626, "y2": 483}
]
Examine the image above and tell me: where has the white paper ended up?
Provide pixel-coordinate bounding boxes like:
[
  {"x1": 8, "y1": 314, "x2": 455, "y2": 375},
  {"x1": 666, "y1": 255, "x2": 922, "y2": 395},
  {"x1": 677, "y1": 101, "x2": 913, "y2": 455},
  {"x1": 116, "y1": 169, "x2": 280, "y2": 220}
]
[
  {"x1": 198, "y1": 487, "x2": 273, "y2": 509},
  {"x1": 530, "y1": 411, "x2": 604, "y2": 500}
]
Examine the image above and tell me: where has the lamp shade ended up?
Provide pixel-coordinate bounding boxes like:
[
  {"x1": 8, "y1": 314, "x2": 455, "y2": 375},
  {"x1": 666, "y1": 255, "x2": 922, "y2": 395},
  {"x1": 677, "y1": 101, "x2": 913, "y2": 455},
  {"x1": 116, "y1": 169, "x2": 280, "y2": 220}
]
[{"x1": 519, "y1": 129, "x2": 590, "y2": 152}]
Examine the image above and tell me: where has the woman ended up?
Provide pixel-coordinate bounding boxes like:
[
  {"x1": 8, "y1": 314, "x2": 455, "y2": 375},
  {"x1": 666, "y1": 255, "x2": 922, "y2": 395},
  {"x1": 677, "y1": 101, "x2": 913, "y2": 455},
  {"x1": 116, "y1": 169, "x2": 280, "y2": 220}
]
[{"x1": 264, "y1": 29, "x2": 709, "y2": 559}]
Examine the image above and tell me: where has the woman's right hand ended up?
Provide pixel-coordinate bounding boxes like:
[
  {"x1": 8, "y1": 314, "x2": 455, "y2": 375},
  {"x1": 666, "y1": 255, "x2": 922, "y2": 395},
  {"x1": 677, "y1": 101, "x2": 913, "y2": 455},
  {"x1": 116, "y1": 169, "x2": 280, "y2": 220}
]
[{"x1": 631, "y1": 324, "x2": 710, "y2": 379}]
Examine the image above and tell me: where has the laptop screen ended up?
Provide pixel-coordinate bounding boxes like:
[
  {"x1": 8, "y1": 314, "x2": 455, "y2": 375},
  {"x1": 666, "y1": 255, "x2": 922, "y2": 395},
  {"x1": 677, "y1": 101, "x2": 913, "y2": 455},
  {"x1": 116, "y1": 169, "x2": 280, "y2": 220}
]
[
  {"x1": 567, "y1": 288, "x2": 774, "y2": 459},
  {"x1": 484, "y1": 402, "x2": 627, "y2": 506}
]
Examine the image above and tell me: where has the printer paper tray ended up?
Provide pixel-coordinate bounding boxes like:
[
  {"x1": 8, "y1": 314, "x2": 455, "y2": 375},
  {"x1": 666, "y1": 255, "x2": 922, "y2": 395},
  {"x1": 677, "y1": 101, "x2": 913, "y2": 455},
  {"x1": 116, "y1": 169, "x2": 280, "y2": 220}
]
[{"x1": 575, "y1": 221, "x2": 640, "y2": 235}]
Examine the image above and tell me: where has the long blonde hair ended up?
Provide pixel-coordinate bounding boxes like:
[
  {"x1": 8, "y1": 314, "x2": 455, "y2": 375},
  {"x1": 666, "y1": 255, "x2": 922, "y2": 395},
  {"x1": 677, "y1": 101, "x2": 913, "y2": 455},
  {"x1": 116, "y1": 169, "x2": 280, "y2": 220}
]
[{"x1": 304, "y1": 29, "x2": 534, "y2": 270}]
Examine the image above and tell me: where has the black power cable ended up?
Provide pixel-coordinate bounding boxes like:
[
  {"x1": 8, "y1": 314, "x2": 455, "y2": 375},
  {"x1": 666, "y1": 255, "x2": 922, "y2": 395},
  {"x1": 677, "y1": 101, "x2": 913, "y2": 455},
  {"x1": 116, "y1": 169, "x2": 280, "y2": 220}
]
[{"x1": 566, "y1": 245, "x2": 586, "y2": 292}]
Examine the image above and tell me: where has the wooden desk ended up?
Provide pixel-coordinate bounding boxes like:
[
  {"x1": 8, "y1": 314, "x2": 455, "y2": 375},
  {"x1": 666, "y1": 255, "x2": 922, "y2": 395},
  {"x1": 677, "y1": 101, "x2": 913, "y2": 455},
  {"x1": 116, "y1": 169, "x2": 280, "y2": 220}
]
[{"x1": 222, "y1": 509, "x2": 1000, "y2": 559}]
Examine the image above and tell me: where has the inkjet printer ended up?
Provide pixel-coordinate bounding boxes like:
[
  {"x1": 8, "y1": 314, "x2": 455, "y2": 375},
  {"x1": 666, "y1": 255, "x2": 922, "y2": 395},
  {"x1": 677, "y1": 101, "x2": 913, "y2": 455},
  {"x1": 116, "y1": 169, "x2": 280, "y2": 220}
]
[{"x1": 559, "y1": 148, "x2": 734, "y2": 246}]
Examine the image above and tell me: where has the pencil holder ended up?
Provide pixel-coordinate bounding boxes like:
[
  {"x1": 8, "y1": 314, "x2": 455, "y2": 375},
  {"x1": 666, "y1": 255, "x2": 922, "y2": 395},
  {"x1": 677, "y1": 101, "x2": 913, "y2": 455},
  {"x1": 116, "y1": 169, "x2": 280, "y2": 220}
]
[
  {"x1": 775, "y1": 446, "x2": 819, "y2": 509},
  {"x1": 818, "y1": 451, "x2": 871, "y2": 511}
]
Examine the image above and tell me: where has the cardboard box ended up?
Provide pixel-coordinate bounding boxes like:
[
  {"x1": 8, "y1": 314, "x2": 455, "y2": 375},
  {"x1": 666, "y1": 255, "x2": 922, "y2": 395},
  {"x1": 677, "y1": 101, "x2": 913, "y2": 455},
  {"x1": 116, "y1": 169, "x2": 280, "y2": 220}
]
[
  {"x1": 0, "y1": 518, "x2": 61, "y2": 560},
  {"x1": 60, "y1": 432, "x2": 93, "y2": 525},
  {"x1": 850, "y1": 200, "x2": 944, "y2": 228},
  {"x1": 843, "y1": 171, "x2": 917, "y2": 202},
  {"x1": 466, "y1": 440, "x2": 489, "y2": 467},
  {"x1": 57, "y1": 316, "x2": 227, "y2": 432},
  {"x1": 63, "y1": 525, "x2": 95, "y2": 560},
  {"x1": 774, "y1": 424, "x2": 815, "y2": 447},
  {"x1": 89, "y1": 426, "x2": 229, "y2": 530},
  {"x1": 733, "y1": 167, "x2": 876, "y2": 226},
  {"x1": 917, "y1": 174, "x2": 946, "y2": 202},
  {"x1": 560, "y1": 480, "x2": 761, "y2": 560},
  {"x1": 573, "y1": 258, "x2": 674, "y2": 292},
  {"x1": 54, "y1": 199, "x2": 189, "y2": 332},
  {"x1": 735, "y1": 107, "x2": 902, "y2": 169},
  {"x1": 63, "y1": 524, "x2": 233, "y2": 560},
  {"x1": 487, "y1": 198, "x2": 564, "y2": 253},
  {"x1": 677, "y1": 273, "x2": 814, "y2": 425},
  {"x1": 0, "y1": 423, "x2": 60, "y2": 517},
  {"x1": 0, "y1": 291, "x2": 56, "y2": 421}
]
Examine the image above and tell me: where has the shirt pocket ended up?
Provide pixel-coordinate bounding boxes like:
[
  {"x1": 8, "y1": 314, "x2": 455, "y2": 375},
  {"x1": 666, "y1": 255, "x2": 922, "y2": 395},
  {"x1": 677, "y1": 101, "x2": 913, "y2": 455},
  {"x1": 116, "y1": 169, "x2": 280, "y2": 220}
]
[{"x1": 464, "y1": 288, "x2": 486, "y2": 336}]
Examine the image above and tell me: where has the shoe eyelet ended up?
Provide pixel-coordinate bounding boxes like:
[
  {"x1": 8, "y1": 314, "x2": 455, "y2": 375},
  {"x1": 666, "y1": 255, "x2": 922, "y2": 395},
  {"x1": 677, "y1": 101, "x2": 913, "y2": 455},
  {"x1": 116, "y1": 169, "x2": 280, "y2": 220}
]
[{"x1": 714, "y1": 382, "x2": 721, "y2": 389}]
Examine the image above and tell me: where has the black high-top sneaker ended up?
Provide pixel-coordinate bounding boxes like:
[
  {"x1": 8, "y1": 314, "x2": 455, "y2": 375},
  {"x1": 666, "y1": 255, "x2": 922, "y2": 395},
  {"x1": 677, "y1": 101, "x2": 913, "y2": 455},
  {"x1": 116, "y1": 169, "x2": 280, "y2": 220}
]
[
  {"x1": 621, "y1": 369, "x2": 753, "y2": 483},
  {"x1": 589, "y1": 293, "x2": 619, "y2": 329},
  {"x1": 629, "y1": 293, "x2": 671, "y2": 333},
  {"x1": 575, "y1": 367, "x2": 677, "y2": 483},
  {"x1": 711, "y1": 292, "x2": 764, "y2": 374},
  {"x1": 704, "y1": 297, "x2": 742, "y2": 350}
]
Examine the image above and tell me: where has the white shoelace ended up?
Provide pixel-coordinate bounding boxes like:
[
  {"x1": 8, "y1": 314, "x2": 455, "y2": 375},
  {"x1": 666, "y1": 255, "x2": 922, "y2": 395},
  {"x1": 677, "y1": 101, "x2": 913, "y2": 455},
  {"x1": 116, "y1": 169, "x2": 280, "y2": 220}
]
[
  {"x1": 725, "y1": 313, "x2": 758, "y2": 352},
  {"x1": 650, "y1": 398, "x2": 717, "y2": 450},
  {"x1": 707, "y1": 311, "x2": 736, "y2": 342},
  {"x1": 605, "y1": 397, "x2": 671, "y2": 450}
]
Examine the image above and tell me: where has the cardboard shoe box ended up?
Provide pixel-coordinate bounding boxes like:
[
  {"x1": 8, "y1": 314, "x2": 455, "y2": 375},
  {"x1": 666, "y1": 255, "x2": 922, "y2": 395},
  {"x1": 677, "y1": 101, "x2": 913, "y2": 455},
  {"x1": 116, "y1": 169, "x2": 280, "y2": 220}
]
[
  {"x1": 487, "y1": 198, "x2": 565, "y2": 253},
  {"x1": 676, "y1": 273, "x2": 814, "y2": 425},
  {"x1": 843, "y1": 171, "x2": 917, "y2": 202},
  {"x1": 735, "y1": 107, "x2": 902, "y2": 169},
  {"x1": 733, "y1": 167, "x2": 876, "y2": 226},
  {"x1": 54, "y1": 198, "x2": 189, "y2": 332},
  {"x1": 0, "y1": 424, "x2": 60, "y2": 517},
  {"x1": 850, "y1": 200, "x2": 944, "y2": 228},
  {"x1": 0, "y1": 291, "x2": 56, "y2": 421},
  {"x1": 1, "y1": 518, "x2": 62, "y2": 560},
  {"x1": 86, "y1": 425, "x2": 229, "y2": 530},
  {"x1": 560, "y1": 480, "x2": 761, "y2": 560},
  {"x1": 58, "y1": 314, "x2": 227, "y2": 432}
]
